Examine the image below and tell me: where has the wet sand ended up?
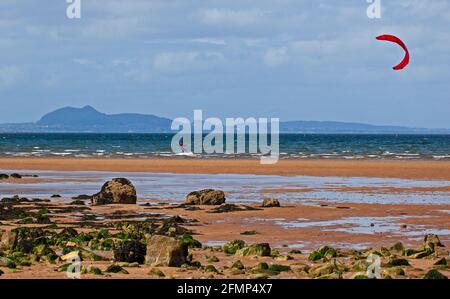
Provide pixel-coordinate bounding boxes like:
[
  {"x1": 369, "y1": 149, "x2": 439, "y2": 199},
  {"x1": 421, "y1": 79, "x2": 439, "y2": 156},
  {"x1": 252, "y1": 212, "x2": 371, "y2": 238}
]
[
  {"x1": 1, "y1": 158, "x2": 449, "y2": 279},
  {"x1": 1, "y1": 158, "x2": 450, "y2": 180}
]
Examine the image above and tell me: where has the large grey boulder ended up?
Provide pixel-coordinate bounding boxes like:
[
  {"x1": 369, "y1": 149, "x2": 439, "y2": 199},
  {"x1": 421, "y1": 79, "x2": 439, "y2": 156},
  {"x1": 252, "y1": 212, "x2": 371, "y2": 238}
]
[
  {"x1": 145, "y1": 235, "x2": 188, "y2": 267},
  {"x1": 91, "y1": 178, "x2": 137, "y2": 205},
  {"x1": 185, "y1": 189, "x2": 225, "y2": 205}
]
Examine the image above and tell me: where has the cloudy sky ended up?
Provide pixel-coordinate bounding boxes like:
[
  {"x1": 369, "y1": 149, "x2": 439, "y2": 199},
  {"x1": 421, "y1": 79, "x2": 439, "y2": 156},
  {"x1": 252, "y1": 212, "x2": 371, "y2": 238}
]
[{"x1": 0, "y1": 0, "x2": 449, "y2": 128}]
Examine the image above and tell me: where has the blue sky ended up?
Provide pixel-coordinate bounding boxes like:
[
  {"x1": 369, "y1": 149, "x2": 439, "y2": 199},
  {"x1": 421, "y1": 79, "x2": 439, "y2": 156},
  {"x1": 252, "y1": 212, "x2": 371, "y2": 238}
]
[{"x1": 0, "y1": 0, "x2": 449, "y2": 128}]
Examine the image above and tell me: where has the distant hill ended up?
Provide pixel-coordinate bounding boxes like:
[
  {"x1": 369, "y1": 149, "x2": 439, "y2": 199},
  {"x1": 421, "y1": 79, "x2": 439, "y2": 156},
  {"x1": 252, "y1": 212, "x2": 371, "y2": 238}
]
[
  {"x1": 0, "y1": 106, "x2": 173, "y2": 133},
  {"x1": 279, "y1": 121, "x2": 448, "y2": 134},
  {"x1": 0, "y1": 106, "x2": 448, "y2": 134}
]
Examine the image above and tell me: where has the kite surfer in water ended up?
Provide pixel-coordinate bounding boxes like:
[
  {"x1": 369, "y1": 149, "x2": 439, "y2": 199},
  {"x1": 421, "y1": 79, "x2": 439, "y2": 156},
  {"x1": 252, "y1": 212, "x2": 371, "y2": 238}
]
[{"x1": 179, "y1": 137, "x2": 185, "y2": 153}]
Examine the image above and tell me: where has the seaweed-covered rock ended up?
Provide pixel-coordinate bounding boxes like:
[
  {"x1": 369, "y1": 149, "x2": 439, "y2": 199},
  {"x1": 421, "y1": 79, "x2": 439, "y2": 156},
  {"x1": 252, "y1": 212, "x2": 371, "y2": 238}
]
[
  {"x1": 386, "y1": 257, "x2": 410, "y2": 267},
  {"x1": 114, "y1": 240, "x2": 146, "y2": 264},
  {"x1": 231, "y1": 260, "x2": 244, "y2": 270},
  {"x1": 145, "y1": 235, "x2": 188, "y2": 267},
  {"x1": 205, "y1": 265, "x2": 218, "y2": 273},
  {"x1": 223, "y1": 240, "x2": 246, "y2": 255},
  {"x1": 0, "y1": 174, "x2": 9, "y2": 180},
  {"x1": 105, "y1": 264, "x2": 129, "y2": 274},
  {"x1": 91, "y1": 178, "x2": 137, "y2": 205},
  {"x1": 180, "y1": 234, "x2": 202, "y2": 248},
  {"x1": 185, "y1": 189, "x2": 225, "y2": 205},
  {"x1": 268, "y1": 264, "x2": 291, "y2": 272},
  {"x1": 382, "y1": 267, "x2": 405, "y2": 277},
  {"x1": 262, "y1": 198, "x2": 280, "y2": 207},
  {"x1": 423, "y1": 269, "x2": 447, "y2": 279},
  {"x1": 235, "y1": 243, "x2": 271, "y2": 257},
  {"x1": 309, "y1": 261, "x2": 344, "y2": 278},
  {"x1": 149, "y1": 268, "x2": 165, "y2": 277},
  {"x1": 0, "y1": 257, "x2": 15, "y2": 268}
]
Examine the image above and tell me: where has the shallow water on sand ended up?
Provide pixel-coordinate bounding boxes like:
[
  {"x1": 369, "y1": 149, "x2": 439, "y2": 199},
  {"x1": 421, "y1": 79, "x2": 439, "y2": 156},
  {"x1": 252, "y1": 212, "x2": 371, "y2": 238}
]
[{"x1": 0, "y1": 169, "x2": 449, "y2": 206}]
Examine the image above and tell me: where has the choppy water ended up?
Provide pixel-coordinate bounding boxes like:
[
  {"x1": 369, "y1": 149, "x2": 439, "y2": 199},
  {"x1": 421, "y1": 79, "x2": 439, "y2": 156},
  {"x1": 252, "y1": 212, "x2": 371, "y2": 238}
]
[{"x1": 0, "y1": 133, "x2": 449, "y2": 160}]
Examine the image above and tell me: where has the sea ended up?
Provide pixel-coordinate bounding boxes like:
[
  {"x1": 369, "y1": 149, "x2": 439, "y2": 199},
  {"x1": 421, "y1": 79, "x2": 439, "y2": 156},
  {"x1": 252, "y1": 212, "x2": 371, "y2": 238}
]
[{"x1": 0, "y1": 133, "x2": 449, "y2": 160}]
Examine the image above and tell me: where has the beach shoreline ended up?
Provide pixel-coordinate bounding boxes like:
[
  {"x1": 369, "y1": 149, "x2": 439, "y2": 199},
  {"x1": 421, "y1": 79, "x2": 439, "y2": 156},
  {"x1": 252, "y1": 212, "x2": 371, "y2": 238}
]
[
  {"x1": 1, "y1": 158, "x2": 450, "y2": 279},
  {"x1": 1, "y1": 158, "x2": 450, "y2": 180}
]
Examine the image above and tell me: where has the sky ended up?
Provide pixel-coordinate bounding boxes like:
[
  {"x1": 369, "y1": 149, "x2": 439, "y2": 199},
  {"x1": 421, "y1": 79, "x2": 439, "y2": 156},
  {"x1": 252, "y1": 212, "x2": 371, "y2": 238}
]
[{"x1": 0, "y1": 0, "x2": 449, "y2": 128}]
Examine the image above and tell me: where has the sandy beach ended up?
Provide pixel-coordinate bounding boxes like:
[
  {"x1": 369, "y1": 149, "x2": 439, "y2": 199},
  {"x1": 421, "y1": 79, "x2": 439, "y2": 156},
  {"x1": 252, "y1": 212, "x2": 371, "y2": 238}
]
[
  {"x1": 1, "y1": 158, "x2": 450, "y2": 180},
  {"x1": 1, "y1": 158, "x2": 449, "y2": 279}
]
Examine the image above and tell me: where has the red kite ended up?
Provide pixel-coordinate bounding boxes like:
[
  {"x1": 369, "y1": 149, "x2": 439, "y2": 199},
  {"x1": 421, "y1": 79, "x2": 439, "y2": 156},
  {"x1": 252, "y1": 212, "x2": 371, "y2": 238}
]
[{"x1": 376, "y1": 34, "x2": 410, "y2": 70}]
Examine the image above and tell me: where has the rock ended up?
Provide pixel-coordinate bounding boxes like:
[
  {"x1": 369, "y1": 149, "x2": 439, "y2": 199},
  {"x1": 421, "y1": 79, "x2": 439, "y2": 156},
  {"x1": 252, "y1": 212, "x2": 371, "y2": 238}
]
[
  {"x1": 262, "y1": 198, "x2": 280, "y2": 207},
  {"x1": 88, "y1": 266, "x2": 103, "y2": 275},
  {"x1": 0, "y1": 230, "x2": 17, "y2": 250},
  {"x1": 51, "y1": 194, "x2": 61, "y2": 198},
  {"x1": 308, "y1": 250, "x2": 323, "y2": 262},
  {"x1": 0, "y1": 174, "x2": 9, "y2": 180},
  {"x1": 149, "y1": 268, "x2": 165, "y2": 277},
  {"x1": 235, "y1": 243, "x2": 271, "y2": 257},
  {"x1": 275, "y1": 255, "x2": 293, "y2": 261},
  {"x1": 380, "y1": 247, "x2": 391, "y2": 257},
  {"x1": 288, "y1": 249, "x2": 302, "y2": 254},
  {"x1": 352, "y1": 274, "x2": 370, "y2": 279},
  {"x1": 411, "y1": 250, "x2": 432, "y2": 259},
  {"x1": 423, "y1": 269, "x2": 447, "y2": 279},
  {"x1": 209, "y1": 203, "x2": 259, "y2": 213},
  {"x1": 223, "y1": 240, "x2": 246, "y2": 254},
  {"x1": 145, "y1": 235, "x2": 188, "y2": 267},
  {"x1": 105, "y1": 264, "x2": 129, "y2": 274},
  {"x1": 72, "y1": 194, "x2": 92, "y2": 200},
  {"x1": 351, "y1": 260, "x2": 369, "y2": 272},
  {"x1": 315, "y1": 273, "x2": 342, "y2": 279},
  {"x1": 309, "y1": 262, "x2": 341, "y2": 278},
  {"x1": 240, "y1": 230, "x2": 258, "y2": 235},
  {"x1": 433, "y1": 257, "x2": 447, "y2": 266},
  {"x1": 114, "y1": 240, "x2": 146, "y2": 264},
  {"x1": 180, "y1": 234, "x2": 202, "y2": 248},
  {"x1": 58, "y1": 227, "x2": 78, "y2": 238},
  {"x1": 69, "y1": 200, "x2": 86, "y2": 205},
  {"x1": 386, "y1": 257, "x2": 410, "y2": 267},
  {"x1": 250, "y1": 273, "x2": 270, "y2": 279},
  {"x1": 208, "y1": 256, "x2": 219, "y2": 263},
  {"x1": 231, "y1": 260, "x2": 244, "y2": 270},
  {"x1": 205, "y1": 265, "x2": 218, "y2": 273},
  {"x1": 268, "y1": 264, "x2": 291, "y2": 272},
  {"x1": 252, "y1": 262, "x2": 269, "y2": 270},
  {"x1": 10, "y1": 173, "x2": 22, "y2": 179},
  {"x1": 0, "y1": 257, "x2": 15, "y2": 268},
  {"x1": 91, "y1": 178, "x2": 137, "y2": 205},
  {"x1": 390, "y1": 242, "x2": 404, "y2": 252},
  {"x1": 382, "y1": 267, "x2": 405, "y2": 277},
  {"x1": 185, "y1": 189, "x2": 225, "y2": 205},
  {"x1": 423, "y1": 234, "x2": 444, "y2": 251}
]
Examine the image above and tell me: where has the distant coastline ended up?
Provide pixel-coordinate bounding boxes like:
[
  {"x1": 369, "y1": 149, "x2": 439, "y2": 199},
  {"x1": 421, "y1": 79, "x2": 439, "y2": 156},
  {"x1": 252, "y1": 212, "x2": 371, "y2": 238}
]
[{"x1": 1, "y1": 105, "x2": 449, "y2": 134}]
